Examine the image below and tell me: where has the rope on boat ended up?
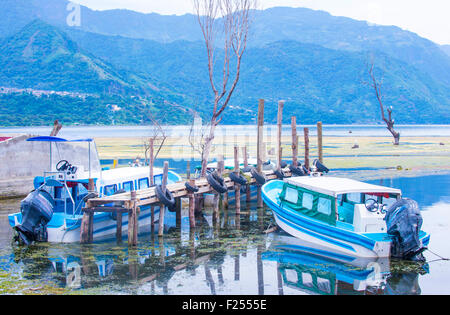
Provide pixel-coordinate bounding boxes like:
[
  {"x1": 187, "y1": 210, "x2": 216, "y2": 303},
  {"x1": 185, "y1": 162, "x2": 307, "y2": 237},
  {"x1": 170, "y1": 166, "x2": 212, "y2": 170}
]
[{"x1": 426, "y1": 248, "x2": 450, "y2": 262}]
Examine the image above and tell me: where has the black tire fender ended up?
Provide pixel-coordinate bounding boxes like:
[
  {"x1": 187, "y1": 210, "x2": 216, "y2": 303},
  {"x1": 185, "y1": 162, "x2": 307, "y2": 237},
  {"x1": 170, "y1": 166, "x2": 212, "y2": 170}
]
[
  {"x1": 274, "y1": 169, "x2": 286, "y2": 179},
  {"x1": 207, "y1": 174, "x2": 228, "y2": 194},
  {"x1": 250, "y1": 167, "x2": 266, "y2": 185},
  {"x1": 185, "y1": 182, "x2": 199, "y2": 193},
  {"x1": 229, "y1": 172, "x2": 248, "y2": 185},
  {"x1": 156, "y1": 185, "x2": 176, "y2": 211},
  {"x1": 289, "y1": 164, "x2": 306, "y2": 177}
]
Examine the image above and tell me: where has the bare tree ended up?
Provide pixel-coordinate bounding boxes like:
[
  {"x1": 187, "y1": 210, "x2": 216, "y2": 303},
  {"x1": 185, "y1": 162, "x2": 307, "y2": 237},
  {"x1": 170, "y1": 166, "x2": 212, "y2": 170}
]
[
  {"x1": 366, "y1": 60, "x2": 401, "y2": 145},
  {"x1": 193, "y1": 0, "x2": 256, "y2": 176},
  {"x1": 143, "y1": 112, "x2": 168, "y2": 165}
]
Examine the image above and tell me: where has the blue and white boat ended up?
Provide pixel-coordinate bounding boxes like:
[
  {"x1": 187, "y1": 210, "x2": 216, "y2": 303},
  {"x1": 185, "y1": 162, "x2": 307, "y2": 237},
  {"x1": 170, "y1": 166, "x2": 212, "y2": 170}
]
[
  {"x1": 8, "y1": 136, "x2": 182, "y2": 244},
  {"x1": 262, "y1": 176, "x2": 430, "y2": 259}
]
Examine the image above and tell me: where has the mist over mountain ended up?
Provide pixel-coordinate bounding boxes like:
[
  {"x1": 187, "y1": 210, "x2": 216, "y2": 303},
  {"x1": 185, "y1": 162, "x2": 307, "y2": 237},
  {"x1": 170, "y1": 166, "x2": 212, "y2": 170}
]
[{"x1": 0, "y1": 0, "x2": 449, "y2": 126}]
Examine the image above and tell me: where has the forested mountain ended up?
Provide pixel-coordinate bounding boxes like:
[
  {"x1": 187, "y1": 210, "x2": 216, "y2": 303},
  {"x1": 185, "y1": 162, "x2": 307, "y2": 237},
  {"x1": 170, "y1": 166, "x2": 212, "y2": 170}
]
[{"x1": 0, "y1": 0, "x2": 449, "y2": 126}]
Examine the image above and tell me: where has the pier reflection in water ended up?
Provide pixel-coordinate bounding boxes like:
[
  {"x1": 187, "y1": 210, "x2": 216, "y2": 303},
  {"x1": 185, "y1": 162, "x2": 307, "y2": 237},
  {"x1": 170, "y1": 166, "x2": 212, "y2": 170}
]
[{"x1": 2, "y1": 173, "x2": 448, "y2": 295}]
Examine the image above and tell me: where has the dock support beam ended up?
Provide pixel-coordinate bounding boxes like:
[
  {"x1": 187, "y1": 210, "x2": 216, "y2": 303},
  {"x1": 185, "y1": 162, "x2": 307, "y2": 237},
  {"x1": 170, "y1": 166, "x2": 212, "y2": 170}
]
[
  {"x1": 116, "y1": 210, "x2": 122, "y2": 244},
  {"x1": 317, "y1": 121, "x2": 323, "y2": 163},
  {"x1": 291, "y1": 117, "x2": 298, "y2": 167},
  {"x1": 234, "y1": 147, "x2": 241, "y2": 216},
  {"x1": 187, "y1": 161, "x2": 196, "y2": 229},
  {"x1": 158, "y1": 162, "x2": 169, "y2": 237},
  {"x1": 128, "y1": 190, "x2": 138, "y2": 247},
  {"x1": 149, "y1": 138, "x2": 155, "y2": 233},
  {"x1": 80, "y1": 178, "x2": 95, "y2": 244},
  {"x1": 256, "y1": 99, "x2": 265, "y2": 208},
  {"x1": 277, "y1": 101, "x2": 284, "y2": 170},
  {"x1": 304, "y1": 127, "x2": 310, "y2": 170}
]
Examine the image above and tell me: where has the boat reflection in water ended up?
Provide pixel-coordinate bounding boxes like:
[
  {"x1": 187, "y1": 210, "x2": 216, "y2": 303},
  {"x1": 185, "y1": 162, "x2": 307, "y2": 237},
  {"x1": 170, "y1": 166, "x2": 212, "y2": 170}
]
[
  {"x1": 3, "y1": 214, "x2": 428, "y2": 295},
  {"x1": 263, "y1": 233, "x2": 428, "y2": 295}
]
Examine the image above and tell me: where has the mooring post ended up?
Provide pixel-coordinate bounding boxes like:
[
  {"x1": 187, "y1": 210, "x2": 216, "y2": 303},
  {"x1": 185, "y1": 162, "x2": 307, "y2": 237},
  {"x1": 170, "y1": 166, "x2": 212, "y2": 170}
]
[
  {"x1": 304, "y1": 127, "x2": 310, "y2": 170},
  {"x1": 128, "y1": 190, "x2": 138, "y2": 247},
  {"x1": 277, "y1": 101, "x2": 284, "y2": 170},
  {"x1": 257, "y1": 99, "x2": 265, "y2": 208},
  {"x1": 214, "y1": 156, "x2": 224, "y2": 227},
  {"x1": 242, "y1": 146, "x2": 251, "y2": 204},
  {"x1": 80, "y1": 179, "x2": 95, "y2": 244},
  {"x1": 187, "y1": 161, "x2": 196, "y2": 229},
  {"x1": 317, "y1": 121, "x2": 323, "y2": 163},
  {"x1": 149, "y1": 138, "x2": 155, "y2": 233},
  {"x1": 234, "y1": 147, "x2": 241, "y2": 215},
  {"x1": 158, "y1": 161, "x2": 169, "y2": 237},
  {"x1": 116, "y1": 209, "x2": 123, "y2": 244},
  {"x1": 291, "y1": 117, "x2": 298, "y2": 167}
]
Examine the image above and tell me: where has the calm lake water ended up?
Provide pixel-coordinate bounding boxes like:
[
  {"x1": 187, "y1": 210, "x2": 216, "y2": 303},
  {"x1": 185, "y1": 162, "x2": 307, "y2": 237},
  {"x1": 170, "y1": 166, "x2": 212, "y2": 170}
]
[
  {"x1": 1, "y1": 125, "x2": 450, "y2": 138},
  {"x1": 1, "y1": 173, "x2": 449, "y2": 295}
]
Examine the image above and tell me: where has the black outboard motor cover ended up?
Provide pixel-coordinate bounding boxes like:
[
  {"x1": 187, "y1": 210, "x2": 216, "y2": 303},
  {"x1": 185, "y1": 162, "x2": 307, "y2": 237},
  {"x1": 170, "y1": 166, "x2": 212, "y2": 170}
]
[
  {"x1": 384, "y1": 198, "x2": 425, "y2": 261},
  {"x1": 313, "y1": 159, "x2": 330, "y2": 173},
  {"x1": 14, "y1": 189, "x2": 54, "y2": 245}
]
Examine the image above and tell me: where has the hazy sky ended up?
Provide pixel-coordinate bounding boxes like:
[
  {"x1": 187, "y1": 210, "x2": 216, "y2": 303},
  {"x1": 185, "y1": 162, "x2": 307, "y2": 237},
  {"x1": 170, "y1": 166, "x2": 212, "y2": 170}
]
[{"x1": 72, "y1": 0, "x2": 450, "y2": 45}]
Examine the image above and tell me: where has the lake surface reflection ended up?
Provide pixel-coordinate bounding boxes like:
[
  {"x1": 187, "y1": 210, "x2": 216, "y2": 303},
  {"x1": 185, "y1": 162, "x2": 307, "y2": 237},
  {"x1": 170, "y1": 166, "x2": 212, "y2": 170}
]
[{"x1": 1, "y1": 173, "x2": 449, "y2": 295}]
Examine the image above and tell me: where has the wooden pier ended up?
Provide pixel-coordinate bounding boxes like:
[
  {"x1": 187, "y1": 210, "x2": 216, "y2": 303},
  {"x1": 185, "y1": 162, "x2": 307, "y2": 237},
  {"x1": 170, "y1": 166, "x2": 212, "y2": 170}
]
[{"x1": 80, "y1": 99, "x2": 324, "y2": 245}]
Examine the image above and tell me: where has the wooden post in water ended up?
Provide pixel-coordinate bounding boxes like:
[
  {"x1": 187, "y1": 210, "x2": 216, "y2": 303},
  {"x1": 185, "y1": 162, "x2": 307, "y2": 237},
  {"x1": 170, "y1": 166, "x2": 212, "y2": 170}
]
[
  {"x1": 149, "y1": 138, "x2": 155, "y2": 233},
  {"x1": 116, "y1": 209, "x2": 123, "y2": 244},
  {"x1": 277, "y1": 101, "x2": 284, "y2": 170},
  {"x1": 234, "y1": 147, "x2": 241, "y2": 215},
  {"x1": 317, "y1": 121, "x2": 323, "y2": 163},
  {"x1": 213, "y1": 156, "x2": 224, "y2": 227},
  {"x1": 187, "y1": 161, "x2": 196, "y2": 229},
  {"x1": 304, "y1": 127, "x2": 310, "y2": 170},
  {"x1": 242, "y1": 146, "x2": 251, "y2": 204},
  {"x1": 128, "y1": 190, "x2": 138, "y2": 246},
  {"x1": 291, "y1": 117, "x2": 298, "y2": 167},
  {"x1": 256, "y1": 99, "x2": 265, "y2": 208},
  {"x1": 158, "y1": 162, "x2": 169, "y2": 237},
  {"x1": 80, "y1": 179, "x2": 95, "y2": 244},
  {"x1": 87, "y1": 178, "x2": 95, "y2": 243}
]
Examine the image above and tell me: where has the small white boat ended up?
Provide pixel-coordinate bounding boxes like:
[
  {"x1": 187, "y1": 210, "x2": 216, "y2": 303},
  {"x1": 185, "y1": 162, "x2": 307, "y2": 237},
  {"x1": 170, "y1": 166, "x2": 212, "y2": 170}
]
[
  {"x1": 262, "y1": 175, "x2": 430, "y2": 260},
  {"x1": 8, "y1": 136, "x2": 182, "y2": 244}
]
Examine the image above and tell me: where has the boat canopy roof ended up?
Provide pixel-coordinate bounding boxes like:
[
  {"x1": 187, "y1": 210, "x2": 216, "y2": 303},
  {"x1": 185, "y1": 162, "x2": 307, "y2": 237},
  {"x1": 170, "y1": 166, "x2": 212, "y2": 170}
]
[
  {"x1": 284, "y1": 176, "x2": 401, "y2": 198},
  {"x1": 27, "y1": 136, "x2": 94, "y2": 142}
]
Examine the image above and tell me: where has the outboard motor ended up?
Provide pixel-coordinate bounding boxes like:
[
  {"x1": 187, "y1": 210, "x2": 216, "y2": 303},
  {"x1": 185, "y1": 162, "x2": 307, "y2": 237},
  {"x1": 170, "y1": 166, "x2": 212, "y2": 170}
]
[
  {"x1": 384, "y1": 198, "x2": 425, "y2": 261},
  {"x1": 14, "y1": 189, "x2": 54, "y2": 246}
]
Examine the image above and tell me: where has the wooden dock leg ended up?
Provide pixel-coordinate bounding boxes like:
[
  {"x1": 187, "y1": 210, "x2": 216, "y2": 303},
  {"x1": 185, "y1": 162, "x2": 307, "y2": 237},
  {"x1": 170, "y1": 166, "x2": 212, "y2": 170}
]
[
  {"x1": 234, "y1": 147, "x2": 241, "y2": 216},
  {"x1": 213, "y1": 157, "x2": 224, "y2": 228},
  {"x1": 116, "y1": 210, "x2": 123, "y2": 244},
  {"x1": 277, "y1": 101, "x2": 284, "y2": 170},
  {"x1": 80, "y1": 209, "x2": 92, "y2": 244},
  {"x1": 189, "y1": 192, "x2": 195, "y2": 229},
  {"x1": 128, "y1": 190, "x2": 138, "y2": 247},
  {"x1": 304, "y1": 127, "x2": 310, "y2": 170},
  {"x1": 291, "y1": 117, "x2": 298, "y2": 167},
  {"x1": 317, "y1": 121, "x2": 323, "y2": 163},
  {"x1": 243, "y1": 147, "x2": 251, "y2": 204},
  {"x1": 175, "y1": 197, "x2": 182, "y2": 229},
  {"x1": 187, "y1": 161, "x2": 196, "y2": 229},
  {"x1": 257, "y1": 99, "x2": 265, "y2": 209},
  {"x1": 158, "y1": 162, "x2": 169, "y2": 237},
  {"x1": 149, "y1": 139, "x2": 155, "y2": 233}
]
